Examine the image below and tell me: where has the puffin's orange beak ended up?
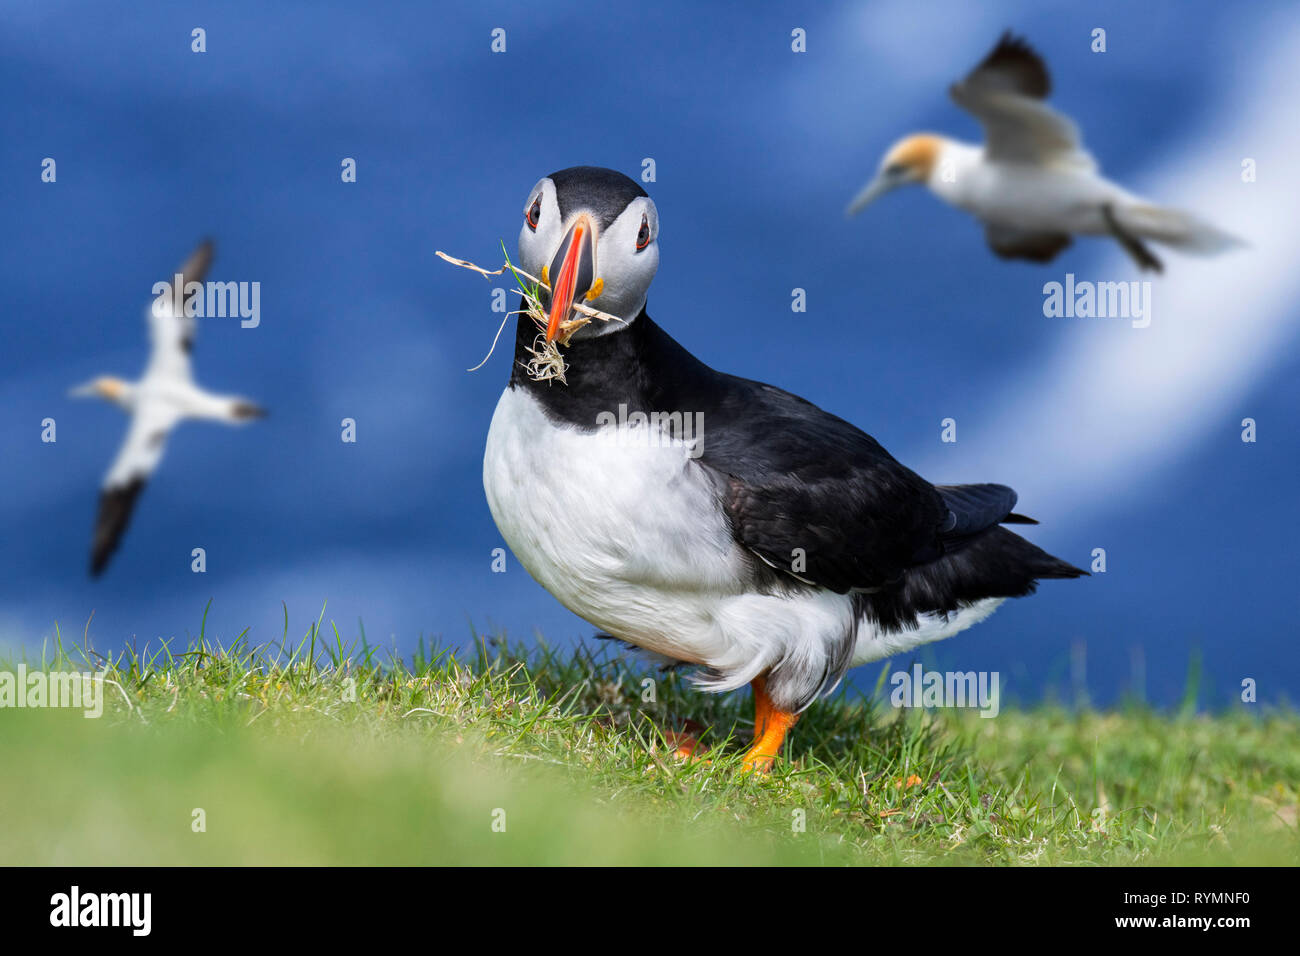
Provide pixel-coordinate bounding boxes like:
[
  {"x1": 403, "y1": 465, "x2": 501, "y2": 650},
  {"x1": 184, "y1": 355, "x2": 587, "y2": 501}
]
[{"x1": 545, "y1": 213, "x2": 596, "y2": 342}]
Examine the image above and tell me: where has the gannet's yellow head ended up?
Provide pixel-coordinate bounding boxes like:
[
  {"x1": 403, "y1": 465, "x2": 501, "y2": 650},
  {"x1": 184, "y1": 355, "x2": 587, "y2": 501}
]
[
  {"x1": 846, "y1": 133, "x2": 943, "y2": 216},
  {"x1": 69, "y1": 376, "x2": 130, "y2": 405}
]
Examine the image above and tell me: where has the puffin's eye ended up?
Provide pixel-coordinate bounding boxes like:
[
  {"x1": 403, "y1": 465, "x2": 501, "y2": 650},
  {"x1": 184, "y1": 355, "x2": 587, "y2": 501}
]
[
  {"x1": 635, "y1": 214, "x2": 651, "y2": 250},
  {"x1": 525, "y1": 197, "x2": 541, "y2": 230}
]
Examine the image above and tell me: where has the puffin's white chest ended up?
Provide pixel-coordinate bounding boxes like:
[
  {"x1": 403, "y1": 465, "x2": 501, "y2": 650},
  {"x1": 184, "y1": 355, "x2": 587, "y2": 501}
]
[{"x1": 482, "y1": 386, "x2": 743, "y2": 663}]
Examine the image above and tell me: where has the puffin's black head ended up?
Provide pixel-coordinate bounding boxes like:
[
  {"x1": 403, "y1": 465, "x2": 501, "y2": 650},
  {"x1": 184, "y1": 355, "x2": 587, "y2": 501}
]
[{"x1": 518, "y1": 166, "x2": 659, "y2": 342}]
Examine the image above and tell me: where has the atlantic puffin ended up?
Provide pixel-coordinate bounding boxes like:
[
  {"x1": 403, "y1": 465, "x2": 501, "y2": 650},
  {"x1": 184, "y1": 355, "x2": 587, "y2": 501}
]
[{"x1": 484, "y1": 166, "x2": 1084, "y2": 770}]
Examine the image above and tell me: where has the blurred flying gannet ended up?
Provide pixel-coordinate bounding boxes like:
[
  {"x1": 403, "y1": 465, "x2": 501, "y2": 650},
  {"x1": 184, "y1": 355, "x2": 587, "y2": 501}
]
[
  {"x1": 847, "y1": 33, "x2": 1243, "y2": 272},
  {"x1": 70, "y1": 240, "x2": 266, "y2": 576}
]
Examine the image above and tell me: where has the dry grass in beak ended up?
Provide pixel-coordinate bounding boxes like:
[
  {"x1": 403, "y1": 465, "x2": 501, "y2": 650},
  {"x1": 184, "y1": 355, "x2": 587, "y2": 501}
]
[{"x1": 436, "y1": 249, "x2": 623, "y2": 385}]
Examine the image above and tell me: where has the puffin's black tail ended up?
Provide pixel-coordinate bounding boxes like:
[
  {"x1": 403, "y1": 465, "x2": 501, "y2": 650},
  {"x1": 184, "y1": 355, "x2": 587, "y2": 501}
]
[
  {"x1": 945, "y1": 525, "x2": 1088, "y2": 585},
  {"x1": 860, "y1": 526, "x2": 1086, "y2": 632},
  {"x1": 932, "y1": 482, "x2": 1083, "y2": 577},
  {"x1": 926, "y1": 524, "x2": 1087, "y2": 599}
]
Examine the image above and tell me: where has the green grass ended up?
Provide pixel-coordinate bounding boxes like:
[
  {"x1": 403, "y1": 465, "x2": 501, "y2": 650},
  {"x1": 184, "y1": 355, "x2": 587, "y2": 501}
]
[{"x1": 1, "y1": 610, "x2": 1296, "y2": 866}]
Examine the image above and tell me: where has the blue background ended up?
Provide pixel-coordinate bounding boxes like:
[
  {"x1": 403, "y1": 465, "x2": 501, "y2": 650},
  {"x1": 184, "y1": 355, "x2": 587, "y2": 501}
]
[{"x1": 2, "y1": 0, "x2": 1297, "y2": 707}]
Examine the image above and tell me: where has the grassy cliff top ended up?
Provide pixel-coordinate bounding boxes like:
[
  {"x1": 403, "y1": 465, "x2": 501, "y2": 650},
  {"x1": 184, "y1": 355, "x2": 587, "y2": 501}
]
[{"x1": 1, "y1": 620, "x2": 1296, "y2": 866}]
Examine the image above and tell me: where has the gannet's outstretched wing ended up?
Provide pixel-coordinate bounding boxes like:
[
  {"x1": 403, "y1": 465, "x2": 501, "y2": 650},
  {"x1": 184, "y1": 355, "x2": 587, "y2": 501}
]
[
  {"x1": 144, "y1": 239, "x2": 214, "y2": 384},
  {"x1": 90, "y1": 399, "x2": 184, "y2": 576},
  {"x1": 950, "y1": 33, "x2": 1095, "y2": 171}
]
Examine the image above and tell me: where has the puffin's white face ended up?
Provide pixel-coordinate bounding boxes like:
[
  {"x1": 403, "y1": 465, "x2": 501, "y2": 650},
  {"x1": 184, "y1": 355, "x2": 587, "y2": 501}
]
[{"x1": 517, "y1": 171, "x2": 660, "y2": 342}]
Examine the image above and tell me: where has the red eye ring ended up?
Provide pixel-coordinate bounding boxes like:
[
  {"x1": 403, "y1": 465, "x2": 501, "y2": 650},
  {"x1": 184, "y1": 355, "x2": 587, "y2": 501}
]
[
  {"x1": 635, "y1": 214, "x2": 651, "y2": 250},
  {"x1": 525, "y1": 197, "x2": 541, "y2": 230}
]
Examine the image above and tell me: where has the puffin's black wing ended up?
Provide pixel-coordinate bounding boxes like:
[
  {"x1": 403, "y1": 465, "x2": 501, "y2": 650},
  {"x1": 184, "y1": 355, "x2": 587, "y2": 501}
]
[{"x1": 695, "y1": 377, "x2": 1015, "y2": 594}]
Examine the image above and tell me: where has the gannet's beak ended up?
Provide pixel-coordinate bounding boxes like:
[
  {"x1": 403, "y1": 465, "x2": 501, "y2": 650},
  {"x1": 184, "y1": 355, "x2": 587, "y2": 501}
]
[
  {"x1": 545, "y1": 213, "x2": 597, "y2": 342},
  {"x1": 845, "y1": 174, "x2": 894, "y2": 217},
  {"x1": 68, "y1": 382, "x2": 98, "y2": 398}
]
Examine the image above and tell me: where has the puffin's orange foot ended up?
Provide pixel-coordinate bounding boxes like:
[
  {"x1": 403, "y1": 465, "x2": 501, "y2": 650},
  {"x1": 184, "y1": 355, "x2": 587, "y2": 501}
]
[
  {"x1": 742, "y1": 677, "x2": 797, "y2": 772},
  {"x1": 666, "y1": 730, "x2": 707, "y2": 760},
  {"x1": 663, "y1": 719, "x2": 711, "y2": 762},
  {"x1": 740, "y1": 749, "x2": 777, "y2": 773}
]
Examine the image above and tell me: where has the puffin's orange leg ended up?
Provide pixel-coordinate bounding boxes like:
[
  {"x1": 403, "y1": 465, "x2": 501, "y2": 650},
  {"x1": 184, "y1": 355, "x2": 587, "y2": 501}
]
[
  {"x1": 751, "y1": 676, "x2": 772, "y2": 743},
  {"x1": 743, "y1": 677, "x2": 797, "y2": 772}
]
